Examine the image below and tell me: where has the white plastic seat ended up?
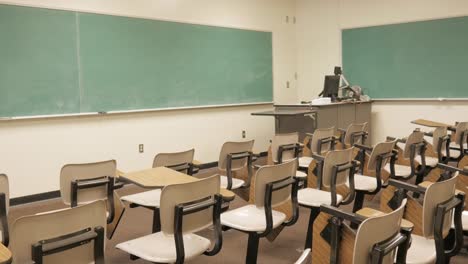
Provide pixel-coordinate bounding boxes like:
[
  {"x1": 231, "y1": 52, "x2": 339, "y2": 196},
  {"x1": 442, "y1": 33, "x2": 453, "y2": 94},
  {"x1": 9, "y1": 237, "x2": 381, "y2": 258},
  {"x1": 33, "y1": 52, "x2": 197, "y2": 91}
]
[
  {"x1": 347, "y1": 174, "x2": 381, "y2": 192},
  {"x1": 295, "y1": 248, "x2": 311, "y2": 264},
  {"x1": 441, "y1": 142, "x2": 468, "y2": 157},
  {"x1": 384, "y1": 163, "x2": 412, "y2": 178},
  {"x1": 296, "y1": 170, "x2": 307, "y2": 178},
  {"x1": 404, "y1": 235, "x2": 437, "y2": 264},
  {"x1": 298, "y1": 156, "x2": 314, "y2": 168},
  {"x1": 221, "y1": 204, "x2": 286, "y2": 232},
  {"x1": 120, "y1": 189, "x2": 161, "y2": 208},
  {"x1": 452, "y1": 210, "x2": 468, "y2": 230},
  {"x1": 396, "y1": 142, "x2": 406, "y2": 150},
  {"x1": 463, "y1": 211, "x2": 468, "y2": 231},
  {"x1": 220, "y1": 175, "x2": 245, "y2": 190},
  {"x1": 298, "y1": 188, "x2": 343, "y2": 208},
  {"x1": 414, "y1": 156, "x2": 438, "y2": 167},
  {"x1": 116, "y1": 232, "x2": 210, "y2": 263}
]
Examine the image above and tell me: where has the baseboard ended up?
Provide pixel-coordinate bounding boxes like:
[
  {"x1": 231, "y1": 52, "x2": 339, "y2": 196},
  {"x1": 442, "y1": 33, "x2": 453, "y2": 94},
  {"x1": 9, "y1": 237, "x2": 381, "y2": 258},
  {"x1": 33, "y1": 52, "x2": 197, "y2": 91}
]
[
  {"x1": 10, "y1": 151, "x2": 268, "y2": 206},
  {"x1": 10, "y1": 190, "x2": 61, "y2": 206}
]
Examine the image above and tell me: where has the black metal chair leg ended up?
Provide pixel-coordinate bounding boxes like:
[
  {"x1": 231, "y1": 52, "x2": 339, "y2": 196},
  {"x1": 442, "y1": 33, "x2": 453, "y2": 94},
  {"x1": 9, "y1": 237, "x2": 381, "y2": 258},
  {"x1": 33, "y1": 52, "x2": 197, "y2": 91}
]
[
  {"x1": 351, "y1": 191, "x2": 365, "y2": 229},
  {"x1": 246, "y1": 233, "x2": 260, "y2": 264},
  {"x1": 304, "y1": 207, "x2": 320, "y2": 249},
  {"x1": 352, "y1": 191, "x2": 365, "y2": 213},
  {"x1": 152, "y1": 208, "x2": 161, "y2": 233}
]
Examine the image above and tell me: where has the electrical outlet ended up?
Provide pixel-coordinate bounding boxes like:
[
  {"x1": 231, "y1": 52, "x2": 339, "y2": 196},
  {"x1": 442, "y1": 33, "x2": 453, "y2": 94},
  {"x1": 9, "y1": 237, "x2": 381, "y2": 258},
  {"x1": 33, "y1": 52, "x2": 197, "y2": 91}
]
[
  {"x1": 139, "y1": 144, "x2": 144, "y2": 153},
  {"x1": 242, "y1": 130, "x2": 246, "y2": 138}
]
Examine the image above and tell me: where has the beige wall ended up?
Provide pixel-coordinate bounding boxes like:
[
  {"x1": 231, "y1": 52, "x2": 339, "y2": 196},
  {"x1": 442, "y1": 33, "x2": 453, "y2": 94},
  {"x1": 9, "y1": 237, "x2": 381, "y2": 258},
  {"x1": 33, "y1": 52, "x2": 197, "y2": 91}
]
[
  {"x1": 4, "y1": 0, "x2": 468, "y2": 198},
  {"x1": 0, "y1": 0, "x2": 297, "y2": 198},
  {"x1": 296, "y1": 0, "x2": 468, "y2": 143}
]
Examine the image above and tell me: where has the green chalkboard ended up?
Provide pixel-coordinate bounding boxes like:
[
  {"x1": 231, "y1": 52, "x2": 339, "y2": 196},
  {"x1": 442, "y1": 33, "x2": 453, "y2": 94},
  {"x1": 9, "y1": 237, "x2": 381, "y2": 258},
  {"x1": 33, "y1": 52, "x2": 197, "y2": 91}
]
[
  {"x1": 78, "y1": 13, "x2": 272, "y2": 112},
  {"x1": 0, "y1": 4, "x2": 273, "y2": 117},
  {"x1": 0, "y1": 5, "x2": 79, "y2": 116},
  {"x1": 342, "y1": 16, "x2": 468, "y2": 99}
]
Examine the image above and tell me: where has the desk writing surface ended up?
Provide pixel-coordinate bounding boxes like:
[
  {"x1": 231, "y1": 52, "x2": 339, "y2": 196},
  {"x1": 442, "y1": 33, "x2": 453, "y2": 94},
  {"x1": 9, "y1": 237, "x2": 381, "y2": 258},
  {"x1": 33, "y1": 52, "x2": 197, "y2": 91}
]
[
  {"x1": 121, "y1": 167, "x2": 196, "y2": 188},
  {"x1": 356, "y1": 207, "x2": 414, "y2": 229},
  {"x1": 411, "y1": 119, "x2": 453, "y2": 128},
  {"x1": 0, "y1": 243, "x2": 11, "y2": 264},
  {"x1": 121, "y1": 167, "x2": 235, "y2": 200}
]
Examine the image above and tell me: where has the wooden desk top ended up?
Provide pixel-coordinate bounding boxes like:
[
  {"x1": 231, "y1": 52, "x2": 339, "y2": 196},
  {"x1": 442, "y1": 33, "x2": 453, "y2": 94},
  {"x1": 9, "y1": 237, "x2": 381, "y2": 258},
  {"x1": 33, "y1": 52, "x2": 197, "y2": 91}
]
[
  {"x1": 418, "y1": 181, "x2": 465, "y2": 194},
  {"x1": 122, "y1": 167, "x2": 196, "y2": 188},
  {"x1": 121, "y1": 167, "x2": 235, "y2": 200},
  {"x1": 411, "y1": 119, "x2": 453, "y2": 128},
  {"x1": 0, "y1": 243, "x2": 11, "y2": 264},
  {"x1": 356, "y1": 207, "x2": 414, "y2": 229}
]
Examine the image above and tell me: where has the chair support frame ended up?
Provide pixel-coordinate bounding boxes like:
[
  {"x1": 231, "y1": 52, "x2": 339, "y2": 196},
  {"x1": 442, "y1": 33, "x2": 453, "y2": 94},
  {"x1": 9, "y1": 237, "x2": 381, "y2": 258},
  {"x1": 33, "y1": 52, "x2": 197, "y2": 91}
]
[{"x1": 31, "y1": 226, "x2": 105, "y2": 264}]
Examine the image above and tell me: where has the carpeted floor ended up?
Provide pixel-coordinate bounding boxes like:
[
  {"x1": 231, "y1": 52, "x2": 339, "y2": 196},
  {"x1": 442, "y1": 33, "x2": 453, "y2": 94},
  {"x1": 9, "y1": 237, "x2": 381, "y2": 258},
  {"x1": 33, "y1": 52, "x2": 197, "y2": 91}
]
[{"x1": 8, "y1": 164, "x2": 468, "y2": 263}]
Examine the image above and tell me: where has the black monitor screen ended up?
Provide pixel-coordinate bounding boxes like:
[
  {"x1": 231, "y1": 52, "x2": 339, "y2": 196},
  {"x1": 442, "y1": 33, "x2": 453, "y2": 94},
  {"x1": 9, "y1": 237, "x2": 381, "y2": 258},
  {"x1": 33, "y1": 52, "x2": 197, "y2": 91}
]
[{"x1": 322, "y1": 75, "x2": 340, "y2": 99}]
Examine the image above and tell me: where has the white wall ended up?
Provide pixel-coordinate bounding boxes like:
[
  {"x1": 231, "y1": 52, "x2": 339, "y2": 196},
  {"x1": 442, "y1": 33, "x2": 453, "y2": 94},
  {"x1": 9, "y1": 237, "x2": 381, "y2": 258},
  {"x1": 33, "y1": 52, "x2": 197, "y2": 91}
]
[
  {"x1": 295, "y1": 0, "x2": 468, "y2": 143},
  {"x1": 0, "y1": 0, "x2": 298, "y2": 198}
]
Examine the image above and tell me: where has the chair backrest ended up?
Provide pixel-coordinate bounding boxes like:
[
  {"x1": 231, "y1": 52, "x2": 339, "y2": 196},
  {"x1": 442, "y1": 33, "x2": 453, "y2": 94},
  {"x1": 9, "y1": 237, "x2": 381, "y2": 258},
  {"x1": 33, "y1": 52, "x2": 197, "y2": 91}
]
[
  {"x1": 353, "y1": 199, "x2": 407, "y2": 264},
  {"x1": 432, "y1": 127, "x2": 448, "y2": 155},
  {"x1": 10, "y1": 201, "x2": 107, "y2": 264},
  {"x1": 160, "y1": 175, "x2": 220, "y2": 235},
  {"x1": 254, "y1": 160, "x2": 297, "y2": 208},
  {"x1": 0, "y1": 174, "x2": 9, "y2": 211},
  {"x1": 367, "y1": 141, "x2": 396, "y2": 171},
  {"x1": 60, "y1": 160, "x2": 116, "y2": 205},
  {"x1": 422, "y1": 174, "x2": 458, "y2": 238},
  {"x1": 218, "y1": 140, "x2": 254, "y2": 171},
  {"x1": 403, "y1": 131, "x2": 424, "y2": 159},
  {"x1": 271, "y1": 132, "x2": 299, "y2": 163},
  {"x1": 344, "y1": 122, "x2": 367, "y2": 145},
  {"x1": 454, "y1": 122, "x2": 468, "y2": 145},
  {"x1": 310, "y1": 127, "x2": 335, "y2": 154},
  {"x1": 322, "y1": 148, "x2": 354, "y2": 189},
  {"x1": 152, "y1": 149, "x2": 195, "y2": 169}
]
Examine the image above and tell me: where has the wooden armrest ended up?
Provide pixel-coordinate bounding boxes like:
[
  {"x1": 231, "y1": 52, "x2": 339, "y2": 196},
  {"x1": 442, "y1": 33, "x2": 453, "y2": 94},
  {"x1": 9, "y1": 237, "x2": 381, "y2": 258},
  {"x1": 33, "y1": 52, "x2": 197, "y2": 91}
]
[
  {"x1": 192, "y1": 160, "x2": 203, "y2": 166},
  {"x1": 354, "y1": 143, "x2": 373, "y2": 151},
  {"x1": 418, "y1": 181, "x2": 433, "y2": 189},
  {"x1": 116, "y1": 169, "x2": 125, "y2": 178},
  {"x1": 356, "y1": 207, "x2": 414, "y2": 229},
  {"x1": 388, "y1": 179, "x2": 426, "y2": 195},
  {"x1": 311, "y1": 153, "x2": 325, "y2": 161},
  {"x1": 219, "y1": 188, "x2": 235, "y2": 202}
]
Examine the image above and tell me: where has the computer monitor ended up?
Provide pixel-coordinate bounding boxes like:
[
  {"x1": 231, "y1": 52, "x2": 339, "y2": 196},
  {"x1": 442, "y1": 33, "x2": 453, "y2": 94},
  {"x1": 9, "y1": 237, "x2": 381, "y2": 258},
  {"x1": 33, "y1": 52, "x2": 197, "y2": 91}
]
[{"x1": 321, "y1": 75, "x2": 340, "y2": 100}]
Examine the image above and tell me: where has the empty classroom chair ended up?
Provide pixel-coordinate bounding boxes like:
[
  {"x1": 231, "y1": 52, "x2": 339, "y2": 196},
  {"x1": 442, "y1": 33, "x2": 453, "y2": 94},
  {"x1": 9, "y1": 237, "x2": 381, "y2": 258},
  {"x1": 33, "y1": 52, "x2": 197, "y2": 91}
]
[
  {"x1": 10, "y1": 200, "x2": 107, "y2": 264},
  {"x1": 423, "y1": 126, "x2": 451, "y2": 166},
  {"x1": 297, "y1": 148, "x2": 358, "y2": 249},
  {"x1": 446, "y1": 122, "x2": 468, "y2": 164},
  {"x1": 220, "y1": 160, "x2": 299, "y2": 263},
  {"x1": 0, "y1": 175, "x2": 8, "y2": 247},
  {"x1": 311, "y1": 199, "x2": 410, "y2": 263},
  {"x1": 217, "y1": 140, "x2": 254, "y2": 190},
  {"x1": 60, "y1": 160, "x2": 125, "y2": 239},
  {"x1": 351, "y1": 140, "x2": 397, "y2": 213},
  {"x1": 116, "y1": 175, "x2": 223, "y2": 264},
  {"x1": 299, "y1": 127, "x2": 337, "y2": 170},
  {"x1": 268, "y1": 132, "x2": 307, "y2": 178},
  {"x1": 386, "y1": 130, "x2": 428, "y2": 184},
  {"x1": 383, "y1": 170, "x2": 465, "y2": 264},
  {"x1": 120, "y1": 149, "x2": 196, "y2": 232},
  {"x1": 338, "y1": 122, "x2": 368, "y2": 148}
]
